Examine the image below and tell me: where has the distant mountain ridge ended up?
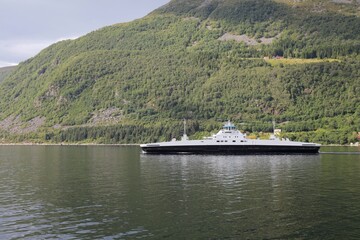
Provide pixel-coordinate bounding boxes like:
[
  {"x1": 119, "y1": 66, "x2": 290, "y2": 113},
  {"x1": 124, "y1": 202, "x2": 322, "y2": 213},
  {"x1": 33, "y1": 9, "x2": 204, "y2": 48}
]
[
  {"x1": 0, "y1": 66, "x2": 17, "y2": 83},
  {"x1": 0, "y1": 0, "x2": 359, "y2": 144}
]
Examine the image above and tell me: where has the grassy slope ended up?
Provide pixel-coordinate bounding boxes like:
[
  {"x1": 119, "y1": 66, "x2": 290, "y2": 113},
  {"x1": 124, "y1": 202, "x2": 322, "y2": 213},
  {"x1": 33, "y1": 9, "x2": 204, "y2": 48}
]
[{"x1": 0, "y1": 0, "x2": 359, "y2": 144}]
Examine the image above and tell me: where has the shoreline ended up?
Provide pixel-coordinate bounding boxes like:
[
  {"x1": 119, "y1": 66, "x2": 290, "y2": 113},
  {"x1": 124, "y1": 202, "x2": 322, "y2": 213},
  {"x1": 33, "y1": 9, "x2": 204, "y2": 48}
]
[
  {"x1": 0, "y1": 143, "x2": 140, "y2": 146},
  {"x1": 0, "y1": 143, "x2": 359, "y2": 147}
]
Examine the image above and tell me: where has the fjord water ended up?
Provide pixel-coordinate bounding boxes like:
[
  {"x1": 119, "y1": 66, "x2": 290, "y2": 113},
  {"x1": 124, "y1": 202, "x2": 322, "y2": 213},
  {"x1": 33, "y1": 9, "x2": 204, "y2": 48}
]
[{"x1": 0, "y1": 146, "x2": 359, "y2": 239}]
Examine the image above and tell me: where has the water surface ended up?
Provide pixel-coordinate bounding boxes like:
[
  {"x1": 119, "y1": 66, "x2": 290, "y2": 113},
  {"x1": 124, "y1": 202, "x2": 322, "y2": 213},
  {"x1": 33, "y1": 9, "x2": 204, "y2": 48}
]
[{"x1": 0, "y1": 145, "x2": 359, "y2": 239}]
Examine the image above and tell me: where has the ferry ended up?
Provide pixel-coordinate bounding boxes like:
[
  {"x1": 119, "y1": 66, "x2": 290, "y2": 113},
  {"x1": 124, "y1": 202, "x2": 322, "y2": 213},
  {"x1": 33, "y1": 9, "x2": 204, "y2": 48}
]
[{"x1": 140, "y1": 121, "x2": 321, "y2": 154}]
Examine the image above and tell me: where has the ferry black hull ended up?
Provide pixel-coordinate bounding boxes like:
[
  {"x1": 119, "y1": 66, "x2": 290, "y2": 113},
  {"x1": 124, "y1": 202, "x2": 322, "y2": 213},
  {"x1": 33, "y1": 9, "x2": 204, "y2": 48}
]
[{"x1": 141, "y1": 145, "x2": 320, "y2": 155}]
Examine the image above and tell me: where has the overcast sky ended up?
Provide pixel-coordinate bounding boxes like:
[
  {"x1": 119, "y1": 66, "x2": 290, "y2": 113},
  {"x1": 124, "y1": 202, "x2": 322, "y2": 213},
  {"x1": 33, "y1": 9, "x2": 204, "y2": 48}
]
[{"x1": 0, "y1": 0, "x2": 170, "y2": 67}]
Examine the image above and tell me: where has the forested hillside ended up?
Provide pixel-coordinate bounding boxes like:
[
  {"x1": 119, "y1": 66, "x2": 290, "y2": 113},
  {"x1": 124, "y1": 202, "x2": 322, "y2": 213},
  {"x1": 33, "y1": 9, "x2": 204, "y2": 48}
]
[{"x1": 0, "y1": 0, "x2": 359, "y2": 144}]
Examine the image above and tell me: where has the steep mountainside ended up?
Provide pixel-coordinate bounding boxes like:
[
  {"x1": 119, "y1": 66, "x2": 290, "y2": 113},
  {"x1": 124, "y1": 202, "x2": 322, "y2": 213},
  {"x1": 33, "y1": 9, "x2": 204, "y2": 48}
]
[{"x1": 0, "y1": 0, "x2": 359, "y2": 144}]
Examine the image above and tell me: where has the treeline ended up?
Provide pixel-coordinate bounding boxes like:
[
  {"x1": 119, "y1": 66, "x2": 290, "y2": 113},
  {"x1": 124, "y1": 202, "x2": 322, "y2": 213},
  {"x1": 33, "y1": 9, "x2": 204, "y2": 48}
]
[
  {"x1": 2, "y1": 117, "x2": 355, "y2": 145},
  {"x1": 45, "y1": 121, "x2": 201, "y2": 144},
  {"x1": 283, "y1": 130, "x2": 359, "y2": 145},
  {"x1": 0, "y1": 114, "x2": 358, "y2": 144},
  {"x1": 46, "y1": 115, "x2": 360, "y2": 144}
]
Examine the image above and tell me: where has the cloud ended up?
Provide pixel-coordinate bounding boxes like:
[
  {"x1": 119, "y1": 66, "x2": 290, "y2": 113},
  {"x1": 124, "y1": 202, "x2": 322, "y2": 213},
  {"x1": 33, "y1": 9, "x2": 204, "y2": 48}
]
[
  {"x1": 0, "y1": 61, "x2": 18, "y2": 68},
  {"x1": 5, "y1": 41, "x2": 55, "y2": 57}
]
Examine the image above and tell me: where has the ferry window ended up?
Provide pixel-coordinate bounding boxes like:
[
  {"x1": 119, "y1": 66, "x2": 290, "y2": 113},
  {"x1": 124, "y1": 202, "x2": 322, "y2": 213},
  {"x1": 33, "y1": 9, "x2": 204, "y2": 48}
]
[
  {"x1": 225, "y1": 140, "x2": 228, "y2": 142},
  {"x1": 233, "y1": 140, "x2": 236, "y2": 142},
  {"x1": 217, "y1": 140, "x2": 220, "y2": 142}
]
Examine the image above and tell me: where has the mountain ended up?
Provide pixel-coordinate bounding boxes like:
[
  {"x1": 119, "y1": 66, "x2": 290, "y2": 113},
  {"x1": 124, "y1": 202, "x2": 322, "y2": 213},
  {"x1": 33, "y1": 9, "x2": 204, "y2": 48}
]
[
  {"x1": 0, "y1": 0, "x2": 359, "y2": 144},
  {"x1": 0, "y1": 66, "x2": 17, "y2": 83}
]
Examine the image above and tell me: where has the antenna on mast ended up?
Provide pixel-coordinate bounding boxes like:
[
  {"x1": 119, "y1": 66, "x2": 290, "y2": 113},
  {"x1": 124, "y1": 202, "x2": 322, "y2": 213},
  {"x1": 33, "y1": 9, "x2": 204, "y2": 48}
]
[
  {"x1": 184, "y1": 119, "x2": 187, "y2": 136},
  {"x1": 269, "y1": 119, "x2": 278, "y2": 140},
  {"x1": 181, "y1": 119, "x2": 189, "y2": 141},
  {"x1": 272, "y1": 119, "x2": 276, "y2": 134}
]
